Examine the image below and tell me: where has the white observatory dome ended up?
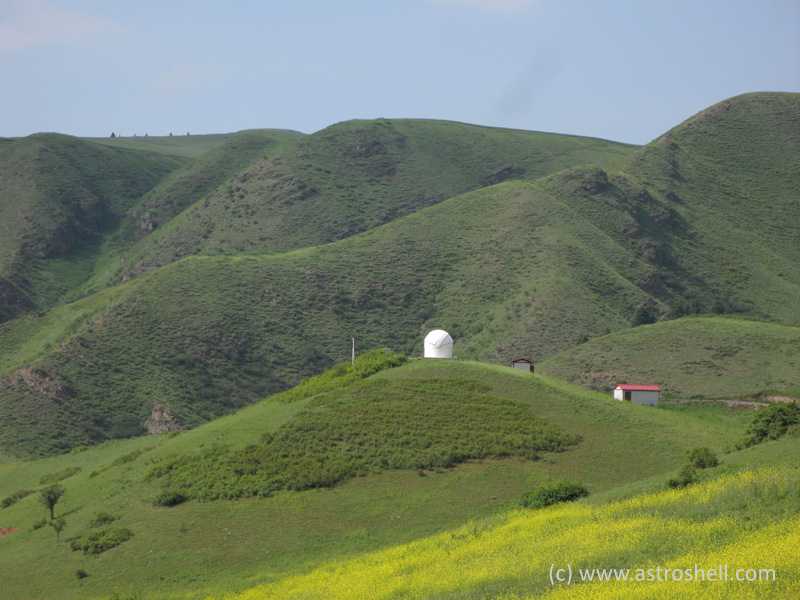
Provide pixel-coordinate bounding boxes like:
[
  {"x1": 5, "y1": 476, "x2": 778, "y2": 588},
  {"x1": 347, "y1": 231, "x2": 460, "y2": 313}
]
[{"x1": 423, "y1": 329, "x2": 453, "y2": 359}]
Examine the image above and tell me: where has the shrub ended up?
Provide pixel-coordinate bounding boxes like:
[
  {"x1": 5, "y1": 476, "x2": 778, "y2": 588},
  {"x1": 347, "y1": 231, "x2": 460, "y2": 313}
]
[
  {"x1": 520, "y1": 481, "x2": 589, "y2": 509},
  {"x1": 742, "y1": 402, "x2": 800, "y2": 447},
  {"x1": 154, "y1": 490, "x2": 188, "y2": 507},
  {"x1": 31, "y1": 517, "x2": 47, "y2": 531},
  {"x1": 89, "y1": 511, "x2": 118, "y2": 527},
  {"x1": 1, "y1": 489, "x2": 33, "y2": 509},
  {"x1": 70, "y1": 528, "x2": 134, "y2": 555},
  {"x1": 76, "y1": 569, "x2": 89, "y2": 579},
  {"x1": 668, "y1": 464, "x2": 699, "y2": 489},
  {"x1": 39, "y1": 467, "x2": 81, "y2": 485},
  {"x1": 687, "y1": 447, "x2": 718, "y2": 469}
]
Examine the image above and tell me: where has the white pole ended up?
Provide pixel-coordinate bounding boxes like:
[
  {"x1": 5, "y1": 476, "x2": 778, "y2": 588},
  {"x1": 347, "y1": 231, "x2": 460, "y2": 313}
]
[{"x1": 352, "y1": 338, "x2": 355, "y2": 364}]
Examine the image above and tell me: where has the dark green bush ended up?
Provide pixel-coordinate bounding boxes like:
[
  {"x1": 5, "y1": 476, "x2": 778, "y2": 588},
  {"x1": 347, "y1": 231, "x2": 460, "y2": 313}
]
[
  {"x1": 39, "y1": 466, "x2": 81, "y2": 485},
  {"x1": 76, "y1": 569, "x2": 89, "y2": 579},
  {"x1": 154, "y1": 490, "x2": 187, "y2": 507},
  {"x1": 89, "y1": 511, "x2": 118, "y2": 527},
  {"x1": 741, "y1": 402, "x2": 800, "y2": 447},
  {"x1": 1, "y1": 489, "x2": 33, "y2": 508},
  {"x1": 70, "y1": 528, "x2": 134, "y2": 555},
  {"x1": 667, "y1": 464, "x2": 699, "y2": 489},
  {"x1": 687, "y1": 447, "x2": 718, "y2": 469},
  {"x1": 31, "y1": 517, "x2": 47, "y2": 531},
  {"x1": 520, "y1": 481, "x2": 589, "y2": 509}
]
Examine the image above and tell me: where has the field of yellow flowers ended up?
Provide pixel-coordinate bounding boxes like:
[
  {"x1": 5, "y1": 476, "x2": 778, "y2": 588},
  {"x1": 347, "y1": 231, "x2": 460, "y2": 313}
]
[{"x1": 213, "y1": 466, "x2": 799, "y2": 600}]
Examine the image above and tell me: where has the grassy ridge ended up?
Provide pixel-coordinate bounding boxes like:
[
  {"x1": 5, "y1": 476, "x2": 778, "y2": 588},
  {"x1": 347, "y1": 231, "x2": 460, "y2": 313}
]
[
  {"x1": 539, "y1": 316, "x2": 800, "y2": 397},
  {"x1": 617, "y1": 92, "x2": 800, "y2": 322},
  {"x1": 0, "y1": 359, "x2": 760, "y2": 599},
  {"x1": 82, "y1": 129, "x2": 305, "y2": 158},
  {"x1": 118, "y1": 119, "x2": 637, "y2": 276}
]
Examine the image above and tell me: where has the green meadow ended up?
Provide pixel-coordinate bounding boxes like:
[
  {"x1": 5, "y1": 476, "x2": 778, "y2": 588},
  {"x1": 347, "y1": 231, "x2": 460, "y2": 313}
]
[{"x1": 0, "y1": 358, "x2": 780, "y2": 600}]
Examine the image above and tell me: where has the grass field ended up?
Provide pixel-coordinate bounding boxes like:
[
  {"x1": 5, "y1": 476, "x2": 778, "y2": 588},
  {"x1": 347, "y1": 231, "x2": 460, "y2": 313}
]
[{"x1": 0, "y1": 358, "x2": 769, "y2": 600}]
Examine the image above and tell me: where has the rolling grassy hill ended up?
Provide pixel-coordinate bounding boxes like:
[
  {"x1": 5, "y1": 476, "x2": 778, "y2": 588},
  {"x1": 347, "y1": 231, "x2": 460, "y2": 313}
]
[
  {"x1": 538, "y1": 316, "x2": 800, "y2": 398},
  {"x1": 0, "y1": 357, "x2": 779, "y2": 600},
  {"x1": 0, "y1": 92, "x2": 798, "y2": 458},
  {"x1": 0, "y1": 134, "x2": 186, "y2": 322},
  {"x1": 114, "y1": 119, "x2": 637, "y2": 278}
]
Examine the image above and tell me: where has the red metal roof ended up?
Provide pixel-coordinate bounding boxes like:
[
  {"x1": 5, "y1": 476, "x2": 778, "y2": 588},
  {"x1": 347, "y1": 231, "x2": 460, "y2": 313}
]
[
  {"x1": 511, "y1": 358, "x2": 535, "y2": 364},
  {"x1": 614, "y1": 384, "x2": 661, "y2": 391}
]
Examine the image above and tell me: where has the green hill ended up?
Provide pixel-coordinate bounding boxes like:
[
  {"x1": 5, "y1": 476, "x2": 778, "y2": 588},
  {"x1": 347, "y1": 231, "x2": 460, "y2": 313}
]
[
  {"x1": 0, "y1": 357, "x2": 777, "y2": 600},
  {"x1": 0, "y1": 93, "x2": 798, "y2": 458},
  {"x1": 539, "y1": 316, "x2": 800, "y2": 398},
  {"x1": 0, "y1": 134, "x2": 186, "y2": 322},
  {"x1": 115, "y1": 119, "x2": 637, "y2": 278}
]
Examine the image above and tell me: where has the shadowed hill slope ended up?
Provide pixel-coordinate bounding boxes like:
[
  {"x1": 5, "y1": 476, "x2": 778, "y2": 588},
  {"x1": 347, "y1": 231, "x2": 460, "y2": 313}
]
[{"x1": 0, "y1": 134, "x2": 186, "y2": 321}]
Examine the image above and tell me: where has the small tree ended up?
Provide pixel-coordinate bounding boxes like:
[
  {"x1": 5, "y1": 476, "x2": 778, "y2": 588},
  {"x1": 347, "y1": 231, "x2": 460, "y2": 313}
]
[
  {"x1": 631, "y1": 306, "x2": 655, "y2": 326},
  {"x1": 39, "y1": 484, "x2": 65, "y2": 520},
  {"x1": 50, "y1": 517, "x2": 66, "y2": 542}
]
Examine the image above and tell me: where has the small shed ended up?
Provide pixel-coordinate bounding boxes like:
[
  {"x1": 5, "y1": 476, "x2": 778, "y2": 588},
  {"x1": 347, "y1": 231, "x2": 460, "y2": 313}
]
[
  {"x1": 613, "y1": 384, "x2": 661, "y2": 407},
  {"x1": 423, "y1": 329, "x2": 453, "y2": 359},
  {"x1": 510, "y1": 358, "x2": 535, "y2": 373}
]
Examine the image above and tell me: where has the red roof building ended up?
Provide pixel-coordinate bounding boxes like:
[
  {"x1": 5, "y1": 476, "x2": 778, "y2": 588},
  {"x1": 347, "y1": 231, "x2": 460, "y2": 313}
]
[{"x1": 613, "y1": 384, "x2": 661, "y2": 406}]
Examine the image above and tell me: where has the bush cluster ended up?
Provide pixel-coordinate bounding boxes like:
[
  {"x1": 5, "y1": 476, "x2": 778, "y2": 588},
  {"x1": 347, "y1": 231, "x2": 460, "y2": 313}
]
[
  {"x1": 668, "y1": 447, "x2": 718, "y2": 489},
  {"x1": 89, "y1": 512, "x2": 118, "y2": 527},
  {"x1": 740, "y1": 402, "x2": 800, "y2": 448},
  {"x1": 39, "y1": 467, "x2": 81, "y2": 485},
  {"x1": 520, "y1": 481, "x2": 589, "y2": 509},
  {"x1": 1, "y1": 489, "x2": 33, "y2": 508},
  {"x1": 70, "y1": 528, "x2": 134, "y2": 555}
]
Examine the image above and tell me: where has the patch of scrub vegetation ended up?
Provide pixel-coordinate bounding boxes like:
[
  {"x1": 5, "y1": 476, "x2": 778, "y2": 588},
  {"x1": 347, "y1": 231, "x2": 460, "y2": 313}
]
[
  {"x1": 739, "y1": 402, "x2": 800, "y2": 448},
  {"x1": 147, "y1": 365, "x2": 580, "y2": 500},
  {"x1": 69, "y1": 527, "x2": 134, "y2": 555}
]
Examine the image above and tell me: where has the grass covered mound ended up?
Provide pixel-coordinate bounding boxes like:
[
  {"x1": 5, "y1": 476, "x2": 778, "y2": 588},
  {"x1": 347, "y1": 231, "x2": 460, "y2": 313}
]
[{"x1": 147, "y1": 375, "x2": 580, "y2": 501}]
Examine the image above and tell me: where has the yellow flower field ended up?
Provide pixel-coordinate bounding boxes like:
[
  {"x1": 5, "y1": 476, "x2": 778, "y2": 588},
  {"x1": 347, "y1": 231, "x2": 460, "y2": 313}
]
[{"x1": 212, "y1": 467, "x2": 800, "y2": 600}]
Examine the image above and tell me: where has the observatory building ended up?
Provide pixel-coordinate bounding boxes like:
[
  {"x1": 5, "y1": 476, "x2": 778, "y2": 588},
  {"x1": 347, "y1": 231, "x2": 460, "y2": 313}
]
[{"x1": 423, "y1": 329, "x2": 453, "y2": 359}]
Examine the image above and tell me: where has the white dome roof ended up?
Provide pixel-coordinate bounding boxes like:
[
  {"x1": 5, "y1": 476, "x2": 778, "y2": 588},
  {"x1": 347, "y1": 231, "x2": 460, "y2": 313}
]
[
  {"x1": 424, "y1": 329, "x2": 453, "y2": 348},
  {"x1": 424, "y1": 329, "x2": 453, "y2": 358}
]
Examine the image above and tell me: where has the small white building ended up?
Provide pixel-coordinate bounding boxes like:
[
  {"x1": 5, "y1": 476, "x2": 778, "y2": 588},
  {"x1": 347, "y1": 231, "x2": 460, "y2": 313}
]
[
  {"x1": 424, "y1": 329, "x2": 453, "y2": 358},
  {"x1": 613, "y1": 384, "x2": 661, "y2": 406}
]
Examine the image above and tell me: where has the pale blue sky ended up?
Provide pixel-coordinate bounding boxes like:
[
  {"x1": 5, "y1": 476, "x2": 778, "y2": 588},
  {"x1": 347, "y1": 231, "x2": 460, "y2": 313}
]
[{"x1": 1, "y1": 0, "x2": 798, "y2": 144}]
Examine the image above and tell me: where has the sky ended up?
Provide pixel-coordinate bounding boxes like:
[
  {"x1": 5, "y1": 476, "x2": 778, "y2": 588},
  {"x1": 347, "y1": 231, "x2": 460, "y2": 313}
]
[{"x1": 1, "y1": 0, "x2": 798, "y2": 145}]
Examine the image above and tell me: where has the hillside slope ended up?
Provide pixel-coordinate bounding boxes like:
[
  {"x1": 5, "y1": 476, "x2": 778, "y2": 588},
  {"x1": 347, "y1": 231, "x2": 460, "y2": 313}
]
[
  {"x1": 0, "y1": 359, "x2": 764, "y2": 599},
  {"x1": 538, "y1": 316, "x2": 800, "y2": 397},
  {"x1": 0, "y1": 93, "x2": 797, "y2": 457},
  {"x1": 0, "y1": 134, "x2": 186, "y2": 321},
  {"x1": 117, "y1": 119, "x2": 637, "y2": 277},
  {"x1": 617, "y1": 92, "x2": 800, "y2": 321},
  {"x1": 0, "y1": 179, "x2": 697, "y2": 457}
]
